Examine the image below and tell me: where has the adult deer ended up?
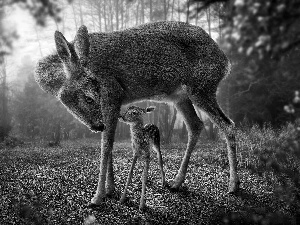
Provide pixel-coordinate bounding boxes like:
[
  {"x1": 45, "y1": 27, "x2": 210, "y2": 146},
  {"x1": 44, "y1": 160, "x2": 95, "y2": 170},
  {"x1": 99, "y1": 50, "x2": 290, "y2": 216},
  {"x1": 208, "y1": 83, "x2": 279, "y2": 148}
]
[{"x1": 35, "y1": 21, "x2": 240, "y2": 206}]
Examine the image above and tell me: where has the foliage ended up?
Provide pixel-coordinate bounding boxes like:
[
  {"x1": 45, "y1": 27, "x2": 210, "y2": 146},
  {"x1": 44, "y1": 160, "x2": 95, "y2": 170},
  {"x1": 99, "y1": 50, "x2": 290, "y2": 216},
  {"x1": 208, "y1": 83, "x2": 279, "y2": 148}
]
[
  {"x1": 0, "y1": 0, "x2": 73, "y2": 58},
  {"x1": 217, "y1": 29, "x2": 300, "y2": 126},
  {"x1": 192, "y1": 0, "x2": 300, "y2": 61},
  {"x1": 0, "y1": 135, "x2": 23, "y2": 148},
  {"x1": 2, "y1": 0, "x2": 73, "y2": 26},
  {"x1": 284, "y1": 90, "x2": 300, "y2": 119},
  {"x1": 235, "y1": 122, "x2": 300, "y2": 223}
]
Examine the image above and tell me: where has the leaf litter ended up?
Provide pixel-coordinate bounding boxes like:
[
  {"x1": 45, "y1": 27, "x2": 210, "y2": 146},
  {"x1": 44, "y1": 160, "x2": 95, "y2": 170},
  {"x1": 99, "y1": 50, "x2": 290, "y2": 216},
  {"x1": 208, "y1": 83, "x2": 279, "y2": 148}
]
[{"x1": 0, "y1": 140, "x2": 296, "y2": 224}]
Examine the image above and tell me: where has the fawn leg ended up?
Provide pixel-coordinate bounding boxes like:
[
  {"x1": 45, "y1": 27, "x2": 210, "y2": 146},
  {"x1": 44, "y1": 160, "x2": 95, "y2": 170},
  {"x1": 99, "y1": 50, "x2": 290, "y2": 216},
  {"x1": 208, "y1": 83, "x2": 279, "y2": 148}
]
[
  {"x1": 171, "y1": 99, "x2": 203, "y2": 190},
  {"x1": 153, "y1": 145, "x2": 166, "y2": 187},
  {"x1": 189, "y1": 91, "x2": 240, "y2": 193},
  {"x1": 140, "y1": 154, "x2": 150, "y2": 211},
  {"x1": 120, "y1": 154, "x2": 138, "y2": 204}
]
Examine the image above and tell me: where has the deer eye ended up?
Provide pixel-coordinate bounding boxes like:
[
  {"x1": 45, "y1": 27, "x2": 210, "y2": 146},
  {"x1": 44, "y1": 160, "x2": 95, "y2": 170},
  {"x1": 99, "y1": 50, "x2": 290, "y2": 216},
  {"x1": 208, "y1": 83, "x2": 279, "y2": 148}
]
[{"x1": 85, "y1": 95, "x2": 94, "y2": 104}]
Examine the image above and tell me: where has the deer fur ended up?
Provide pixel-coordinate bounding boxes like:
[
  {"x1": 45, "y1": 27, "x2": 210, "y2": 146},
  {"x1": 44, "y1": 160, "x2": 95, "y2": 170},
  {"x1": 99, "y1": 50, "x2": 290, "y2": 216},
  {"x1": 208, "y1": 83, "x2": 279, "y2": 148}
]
[
  {"x1": 34, "y1": 21, "x2": 240, "y2": 207},
  {"x1": 119, "y1": 105, "x2": 165, "y2": 210}
]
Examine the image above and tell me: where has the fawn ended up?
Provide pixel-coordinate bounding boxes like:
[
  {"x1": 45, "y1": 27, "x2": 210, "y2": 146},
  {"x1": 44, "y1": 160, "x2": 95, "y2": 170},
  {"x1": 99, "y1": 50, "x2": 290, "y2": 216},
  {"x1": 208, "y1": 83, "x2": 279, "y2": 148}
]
[
  {"x1": 119, "y1": 105, "x2": 165, "y2": 210},
  {"x1": 35, "y1": 21, "x2": 240, "y2": 207}
]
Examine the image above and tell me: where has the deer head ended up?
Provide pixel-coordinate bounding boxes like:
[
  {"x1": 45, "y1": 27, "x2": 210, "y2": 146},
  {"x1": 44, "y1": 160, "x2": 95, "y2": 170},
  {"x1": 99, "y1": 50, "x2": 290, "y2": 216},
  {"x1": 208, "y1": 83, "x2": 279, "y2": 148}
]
[
  {"x1": 35, "y1": 26, "x2": 105, "y2": 132},
  {"x1": 119, "y1": 105, "x2": 155, "y2": 124}
]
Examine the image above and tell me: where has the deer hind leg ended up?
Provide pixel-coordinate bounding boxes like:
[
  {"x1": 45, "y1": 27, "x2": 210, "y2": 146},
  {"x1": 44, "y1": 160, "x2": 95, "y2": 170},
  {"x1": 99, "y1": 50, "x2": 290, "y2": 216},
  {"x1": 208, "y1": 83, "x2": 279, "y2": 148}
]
[
  {"x1": 171, "y1": 98, "x2": 204, "y2": 190},
  {"x1": 120, "y1": 154, "x2": 138, "y2": 204},
  {"x1": 140, "y1": 152, "x2": 150, "y2": 211},
  {"x1": 188, "y1": 90, "x2": 240, "y2": 193}
]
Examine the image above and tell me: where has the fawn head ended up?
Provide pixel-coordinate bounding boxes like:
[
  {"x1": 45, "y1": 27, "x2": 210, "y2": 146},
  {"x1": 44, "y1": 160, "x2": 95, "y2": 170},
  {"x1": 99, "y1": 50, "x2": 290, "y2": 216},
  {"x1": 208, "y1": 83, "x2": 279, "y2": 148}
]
[
  {"x1": 119, "y1": 106, "x2": 155, "y2": 124},
  {"x1": 35, "y1": 26, "x2": 105, "y2": 132}
]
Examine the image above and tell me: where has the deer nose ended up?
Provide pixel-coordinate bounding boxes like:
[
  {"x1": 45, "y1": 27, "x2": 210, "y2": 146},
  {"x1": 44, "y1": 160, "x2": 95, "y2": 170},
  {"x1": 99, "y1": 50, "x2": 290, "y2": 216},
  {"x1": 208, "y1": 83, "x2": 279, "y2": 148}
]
[{"x1": 91, "y1": 124, "x2": 106, "y2": 132}]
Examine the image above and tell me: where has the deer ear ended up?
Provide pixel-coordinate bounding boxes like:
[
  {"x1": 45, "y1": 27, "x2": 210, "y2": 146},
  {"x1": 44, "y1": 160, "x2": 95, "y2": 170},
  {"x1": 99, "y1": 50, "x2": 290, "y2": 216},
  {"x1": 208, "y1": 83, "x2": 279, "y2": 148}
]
[
  {"x1": 146, "y1": 106, "x2": 156, "y2": 113},
  {"x1": 55, "y1": 31, "x2": 71, "y2": 62},
  {"x1": 74, "y1": 25, "x2": 90, "y2": 66}
]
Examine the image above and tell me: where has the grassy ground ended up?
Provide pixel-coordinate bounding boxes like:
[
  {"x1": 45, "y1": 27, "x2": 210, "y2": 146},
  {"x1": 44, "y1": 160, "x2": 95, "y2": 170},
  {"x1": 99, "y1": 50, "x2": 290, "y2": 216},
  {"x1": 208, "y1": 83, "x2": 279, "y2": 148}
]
[{"x1": 0, "y1": 136, "x2": 298, "y2": 225}]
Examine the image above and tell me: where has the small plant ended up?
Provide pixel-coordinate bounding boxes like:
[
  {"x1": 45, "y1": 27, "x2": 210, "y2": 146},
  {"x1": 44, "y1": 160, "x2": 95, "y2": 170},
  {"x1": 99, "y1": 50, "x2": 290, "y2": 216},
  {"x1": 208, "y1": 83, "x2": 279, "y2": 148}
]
[
  {"x1": 0, "y1": 136, "x2": 24, "y2": 148},
  {"x1": 235, "y1": 115, "x2": 300, "y2": 223}
]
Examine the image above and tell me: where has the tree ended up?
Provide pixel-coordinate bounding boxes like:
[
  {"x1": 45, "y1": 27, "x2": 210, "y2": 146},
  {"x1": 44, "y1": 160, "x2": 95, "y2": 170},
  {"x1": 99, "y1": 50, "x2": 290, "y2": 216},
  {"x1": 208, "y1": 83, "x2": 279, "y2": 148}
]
[
  {"x1": 159, "y1": 104, "x2": 177, "y2": 144},
  {"x1": 0, "y1": 56, "x2": 11, "y2": 141},
  {"x1": 191, "y1": 0, "x2": 300, "y2": 61},
  {"x1": 0, "y1": 0, "x2": 73, "y2": 58}
]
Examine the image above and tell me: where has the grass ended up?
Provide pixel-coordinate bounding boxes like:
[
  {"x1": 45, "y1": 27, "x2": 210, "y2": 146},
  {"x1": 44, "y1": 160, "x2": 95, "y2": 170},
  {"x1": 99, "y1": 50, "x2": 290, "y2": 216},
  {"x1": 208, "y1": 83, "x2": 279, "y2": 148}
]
[{"x1": 0, "y1": 127, "x2": 299, "y2": 225}]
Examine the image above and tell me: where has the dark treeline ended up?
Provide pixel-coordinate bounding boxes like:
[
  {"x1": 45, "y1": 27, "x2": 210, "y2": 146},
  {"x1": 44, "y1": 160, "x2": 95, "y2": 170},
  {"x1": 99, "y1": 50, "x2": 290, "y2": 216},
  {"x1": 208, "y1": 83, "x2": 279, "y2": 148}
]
[{"x1": 0, "y1": 0, "x2": 299, "y2": 145}]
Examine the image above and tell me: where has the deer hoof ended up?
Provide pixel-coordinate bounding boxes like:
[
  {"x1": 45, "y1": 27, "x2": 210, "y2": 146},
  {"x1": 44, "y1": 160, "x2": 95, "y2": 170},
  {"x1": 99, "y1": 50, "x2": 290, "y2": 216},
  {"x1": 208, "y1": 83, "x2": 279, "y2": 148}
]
[
  {"x1": 119, "y1": 196, "x2": 126, "y2": 204},
  {"x1": 90, "y1": 195, "x2": 104, "y2": 205},
  {"x1": 139, "y1": 203, "x2": 146, "y2": 212},
  {"x1": 162, "y1": 181, "x2": 170, "y2": 188},
  {"x1": 228, "y1": 179, "x2": 241, "y2": 194}
]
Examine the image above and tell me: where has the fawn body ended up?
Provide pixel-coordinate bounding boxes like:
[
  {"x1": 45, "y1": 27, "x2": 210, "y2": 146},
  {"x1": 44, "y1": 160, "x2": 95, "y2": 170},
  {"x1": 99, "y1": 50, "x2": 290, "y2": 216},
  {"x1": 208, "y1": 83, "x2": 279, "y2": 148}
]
[
  {"x1": 35, "y1": 21, "x2": 240, "y2": 206},
  {"x1": 119, "y1": 105, "x2": 165, "y2": 210}
]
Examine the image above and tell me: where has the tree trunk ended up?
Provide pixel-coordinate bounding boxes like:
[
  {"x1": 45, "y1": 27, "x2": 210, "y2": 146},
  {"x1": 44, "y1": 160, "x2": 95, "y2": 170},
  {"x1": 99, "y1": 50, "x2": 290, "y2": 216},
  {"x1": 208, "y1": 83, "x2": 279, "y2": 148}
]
[
  {"x1": 109, "y1": 0, "x2": 114, "y2": 31},
  {"x1": 54, "y1": 121, "x2": 61, "y2": 145},
  {"x1": 34, "y1": 25, "x2": 43, "y2": 57},
  {"x1": 178, "y1": 0, "x2": 181, "y2": 21},
  {"x1": 79, "y1": 0, "x2": 84, "y2": 26},
  {"x1": 149, "y1": 0, "x2": 153, "y2": 22},
  {"x1": 206, "y1": 6, "x2": 211, "y2": 37},
  {"x1": 121, "y1": 0, "x2": 124, "y2": 29},
  {"x1": 103, "y1": 1, "x2": 107, "y2": 31},
  {"x1": 0, "y1": 57, "x2": 9, "y2": 141},
  {"x1": 90, "y1": 1, "x2": 96, "y2": 31},
  {"x1": 164, "y1": 0, "x2": 167, "y2": 21},
  {"x1": 141, "y1": 0, "x2": 145, "y2": 24},
  {"x1": 181, "y1": 121, "x2": 187, "y2": 143},
  {"x1": 186, "y1": 0, "x2": 190, "y2": 23},
  {"x1": 136, "y1": 0, "x2": 140, "y2": 26},
  {"x1": 195, "y1": 2, "x2": 199, "y2": 25},
  {"x1": 71, "y1": 2, "x2": 78, "y2": 31},
  {"x1": 125, "y1": 0, "x2": 129, "y2": 28},
  {"x1": 165, "y1": 107, "x2": 177, "y2": 144},
  {"x1": 159, "y1": 104, "x2": 177, "y2": 144},
  {"x1": 115, "y1": 0, "x2": 119, "y2": 30},
  {"x1": 97, "y1": 0, "x2": 102, "y2": 32},
  {"x1": 171, "y1": 0, "x2": 175, "y2": 20}
]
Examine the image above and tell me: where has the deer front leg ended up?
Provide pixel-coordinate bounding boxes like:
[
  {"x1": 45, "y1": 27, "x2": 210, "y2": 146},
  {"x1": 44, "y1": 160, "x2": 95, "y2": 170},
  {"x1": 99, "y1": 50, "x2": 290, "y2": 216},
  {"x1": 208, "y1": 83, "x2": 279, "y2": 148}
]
[
  {"x1": 91, "y1": 112, "x2": 119, "y2": 206},
  {"x1": 106, "y1": 149, "x2": 115, "y2": 197}
]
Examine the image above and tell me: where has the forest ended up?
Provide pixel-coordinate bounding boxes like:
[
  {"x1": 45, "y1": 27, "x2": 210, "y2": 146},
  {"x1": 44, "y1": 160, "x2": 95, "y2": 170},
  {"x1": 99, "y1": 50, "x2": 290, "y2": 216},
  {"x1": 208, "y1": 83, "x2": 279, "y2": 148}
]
[
  {"x1": 0, "y1": 0, "x2": 299, "y2": 145},
  {"x1": 1, "y1": 0, "x2": 300, "y2": 224}
]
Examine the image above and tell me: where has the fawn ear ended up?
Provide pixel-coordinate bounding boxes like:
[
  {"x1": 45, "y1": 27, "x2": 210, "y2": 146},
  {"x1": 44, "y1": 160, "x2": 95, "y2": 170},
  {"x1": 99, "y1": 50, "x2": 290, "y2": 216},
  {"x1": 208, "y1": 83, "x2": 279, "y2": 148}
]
[
  {"x1": 55, "y1": 31, "x2": 71, "y2": 62},
  {"x1": 146, "y1": 106, "x2": 156, "y2": 113},
  {"x1": 74, "y1": 25, "x2": 90, "y2": 67}
]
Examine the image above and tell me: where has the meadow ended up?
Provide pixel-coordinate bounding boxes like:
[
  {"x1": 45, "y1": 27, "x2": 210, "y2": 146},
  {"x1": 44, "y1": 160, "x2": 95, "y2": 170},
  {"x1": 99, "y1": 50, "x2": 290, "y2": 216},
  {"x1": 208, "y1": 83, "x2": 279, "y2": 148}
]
[{"x1": 1, "y1": 124, "x2": 300, "y2": 225}]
